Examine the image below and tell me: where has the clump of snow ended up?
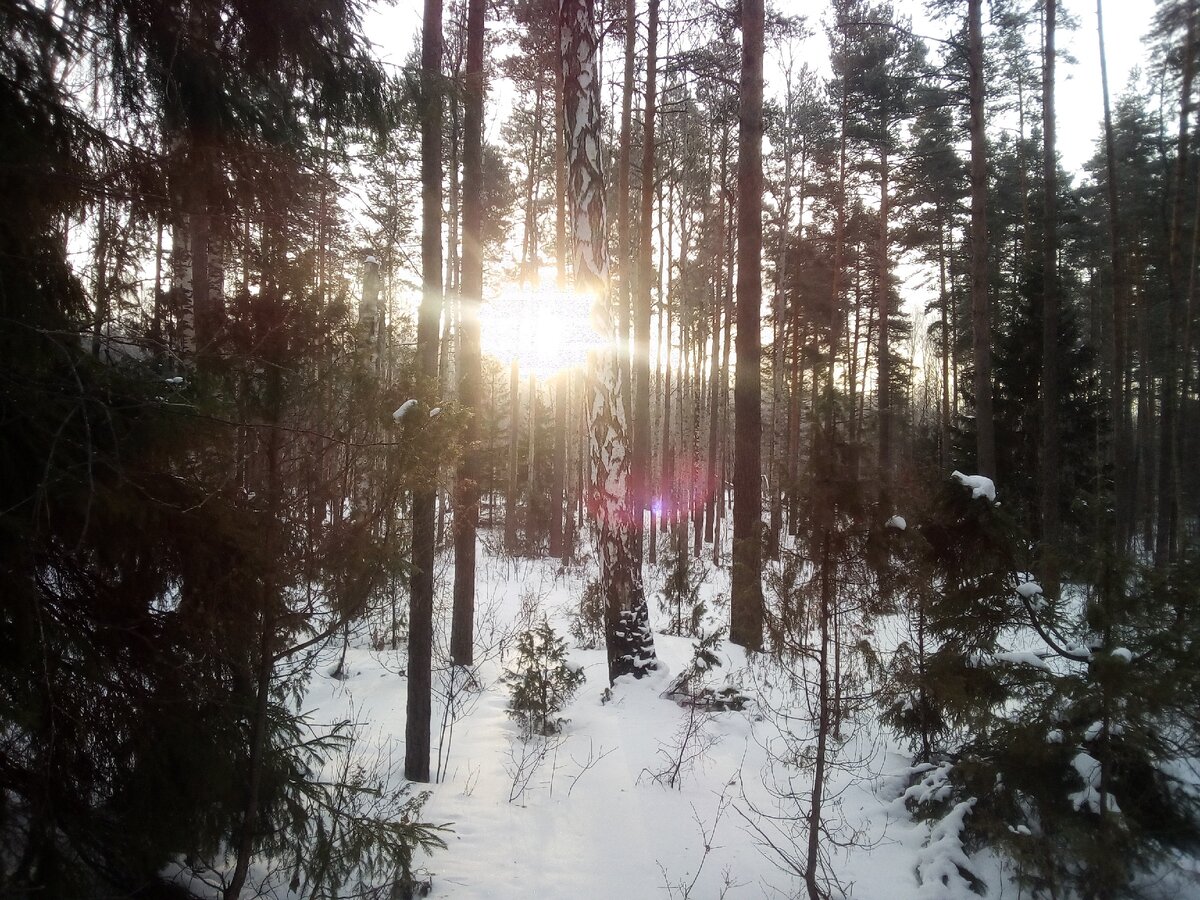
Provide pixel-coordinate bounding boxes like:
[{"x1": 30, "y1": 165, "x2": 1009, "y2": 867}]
[
  {"x1": 951, "y1": 470, "x2": 997, "y2": 502},
  {"x1": 429, "y1": 406, "x2": 443, "y2": 418},
  {"x1": 1015, "y1": 581, "x2": 1043, "y2": 599},
  {"x1": 886, "y1": 515, "x2": 907, "y2": 531},
  {"x1": 1070, "y1": 751, "x2": 1121, "y2": 814},
  {"x1": 902, "y1": 760, "x2": 955, "y2": 807},
  {"x1": 993, "y1": 650, "x2": 1051, "y2": 671},
  {"x1": 365, "y1": 254, "x2": 378, "y2": 265},
  {"x1": 1084, "y1": 720, "x2": 1104, "y2": 742},
  {"x1": 1111, "y1": 647, "x2": 1132, "y2": 663},
  {"x1": 392, "y1": 399, "x2": 417, "y2": 421},
  {"x1": 164, "y1": 376, "x2": 184, "y2": 385},
  {"x1": 915, "y1": 798, "x2": 982, "y2": 898},
  {"x1": 1047, "y1": 728, "x2": 1064, "y2": 744}
]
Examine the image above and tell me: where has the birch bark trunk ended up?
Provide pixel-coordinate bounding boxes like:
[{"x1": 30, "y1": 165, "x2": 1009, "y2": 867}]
[{"x1": 561, "y1": 0, "x2": 655, "y2": 683}]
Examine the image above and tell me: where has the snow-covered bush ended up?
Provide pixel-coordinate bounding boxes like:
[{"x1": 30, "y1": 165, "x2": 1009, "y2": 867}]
[
  {"x1": 884, "y1": 473, "x2": 1200, "y2": 898},
  {"x1": 504, "y1": 618, "x2": 585, "y2": 736}
]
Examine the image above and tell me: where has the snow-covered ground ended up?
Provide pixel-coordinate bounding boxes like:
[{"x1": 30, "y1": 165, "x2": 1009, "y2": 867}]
[{"x1": 300, "y1": 537, "x2": 1015, "y2": 900}]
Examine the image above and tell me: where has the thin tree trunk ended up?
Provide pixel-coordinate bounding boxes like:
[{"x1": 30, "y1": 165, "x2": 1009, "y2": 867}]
[
  {"x1": 505, "y1": 360, "x2": 521, "y2": 552},
  {"x1": 968, "y1": 0, "x2": 996, "y2": 478},
  {"x1": 550, "y1": 51, "x2": 569, "y2": 561},
  {"x1": 1157, "y1": 0, "x2": 1197, "y2": 567},
  {"x1": 616, "y1": 0, "x2": 636, "y2": 424},
  {"x1": 705, "y1": 126, "x2": 726, "y2": 546},
  {"x1": 633, "y1": 0, "x2": 659, "y2": 562},
  {"x1": 878, "y1": 147, "x2": 892, "y2": 487},
  {"x1": 1097, "y1": 0, "x2": 1132, "y2": 546},
  {"x1": 451, "y1": 0, "x2": 485, "y2": 667},
  {"x1": 1041, "y1": 0, "x2": 1061, "y2": 597}
]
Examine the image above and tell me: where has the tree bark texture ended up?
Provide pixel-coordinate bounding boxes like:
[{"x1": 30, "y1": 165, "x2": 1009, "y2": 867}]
[
  {"x1": 406, "y1": 0, "x2": 443, "y2": 784},
  {"x1": 560, "y1": 0, "x2": 656, "y2": 683},
  {"x1": 732, "y1": 0, "x2": 765, "y2": 651}
]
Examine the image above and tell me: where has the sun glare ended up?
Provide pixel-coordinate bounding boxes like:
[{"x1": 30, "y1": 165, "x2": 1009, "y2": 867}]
[{"x1": 478, "y1": 275, "x2": 603, "y2": 381}]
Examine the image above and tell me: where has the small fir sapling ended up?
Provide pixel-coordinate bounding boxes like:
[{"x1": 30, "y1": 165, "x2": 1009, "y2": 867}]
[
  {"x1": 887, "y1": 473, "x2": 1200, "y2": 898},
  {"x1": 664, "y1": 629, "x2": 748, "y2": 711},
  {"x1": 504, "y1": 618, "x2": 585, "y2": 736},
  {"x1": 567, "y1": 578, "x2": 605, "y2": 650},
  {"x1": 658, "y1": 541, "x2": 708, "y2": 637}
]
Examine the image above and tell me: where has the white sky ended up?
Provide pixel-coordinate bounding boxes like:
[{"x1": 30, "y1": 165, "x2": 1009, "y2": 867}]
[{"x1": 1019, "y1": 0, "x2": 1156, "y2": 174}]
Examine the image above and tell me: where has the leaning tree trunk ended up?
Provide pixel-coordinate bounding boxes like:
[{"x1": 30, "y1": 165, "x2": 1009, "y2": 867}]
[
  {"x1": 731, "y1": 0, "x2": 765, "y2": 651},
  {"x1": 406, "y1": 0, "x2": 443, "y2": 784},
  {"x1": 451, "y1": 0, "x2": 485, "y2": 667}
]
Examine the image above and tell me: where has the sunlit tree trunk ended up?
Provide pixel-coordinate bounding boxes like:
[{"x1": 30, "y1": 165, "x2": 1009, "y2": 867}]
[
  {"x1": 451, "y1": 0, "x2": 485, "y2": 667},
  {"x1": 561, "y1": 0, "x2": 655, "y2": 683},
  {"x1": 632, "y1": 0, "x2": 659, "y2": 564},
  {"x1": 616, "y1": 0, "x2": 636, "y2": 429},
  {"x1": 550, "y1": 54, "x2": 569, "y2": 562}
]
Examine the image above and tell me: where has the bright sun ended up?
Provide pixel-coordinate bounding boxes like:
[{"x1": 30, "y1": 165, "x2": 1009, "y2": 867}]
[{"x1": 478, "y1": 275, "x2": 602, "y2": 381}]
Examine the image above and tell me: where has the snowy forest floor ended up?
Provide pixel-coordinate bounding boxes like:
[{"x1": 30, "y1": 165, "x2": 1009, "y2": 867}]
[{"x1": 228, "y1": 525, "x2": 1200, "y2": 899}]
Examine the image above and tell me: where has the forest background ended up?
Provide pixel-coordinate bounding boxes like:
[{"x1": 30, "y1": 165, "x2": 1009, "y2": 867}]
[{"x1": 3, "y1": 0, "x2": 1200, "y2": 898}]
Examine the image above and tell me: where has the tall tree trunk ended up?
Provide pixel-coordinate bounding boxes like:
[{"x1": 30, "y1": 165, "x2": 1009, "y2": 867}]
[
  {"x1": 877, "y1": 147, "x2": 892, "y2": 486},
  {"x1": 632, "y1": 0, "x2": 659, "y2": 563},
  {"x1": 406, "y1": 0, "x2": 443, "y2": 784},
  {"x1": 968, "y1": 0, "x2": 995, "y2": 479},
  {"x1": 1097, "y1": 0, "x2": 1132, "y2": 546},
  {"x1": 616, "y1": 0, "x2": 636, "y2": 426},
  {"x1": 505, "y1": 360, "x2": 521, "y2": 552},
  {"x1": 768, "y1": 126, "x2": 791, "y2": 558},
  {"x1": 731, "y1": 0, "x2": 765, "y2": 651},
  {"x1": 550, "y1": 53, "x2": 570, "y2": 561},
  {"x1": 1157, "y1": 0, "x2": 1197, "y2": 567},
  {"x1": 451, "y1": 0, "x2": 485, "y2": 667},
  {"x1": 939, "y1": 218, "x2": 951, "y2": 469},
  {"x1": 561, "y1": 0, "x2": 655, "y2": 683},
  {"x1": 705, "y1": 124, "x2": 726, "y2": 546},
  {"x1": 1041, "y1": 0, "x2": 1061, "y2": 597}
]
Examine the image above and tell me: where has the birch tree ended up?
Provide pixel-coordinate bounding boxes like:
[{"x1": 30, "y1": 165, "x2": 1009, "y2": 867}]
[{"x1": 560, "y1": 0, "x2": 656, "y2": 683}]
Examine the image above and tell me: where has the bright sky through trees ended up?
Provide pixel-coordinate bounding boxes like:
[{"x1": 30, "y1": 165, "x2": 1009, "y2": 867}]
[{"x1": 368, "y1": 0, "x2": 1155, "y2": 176}]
